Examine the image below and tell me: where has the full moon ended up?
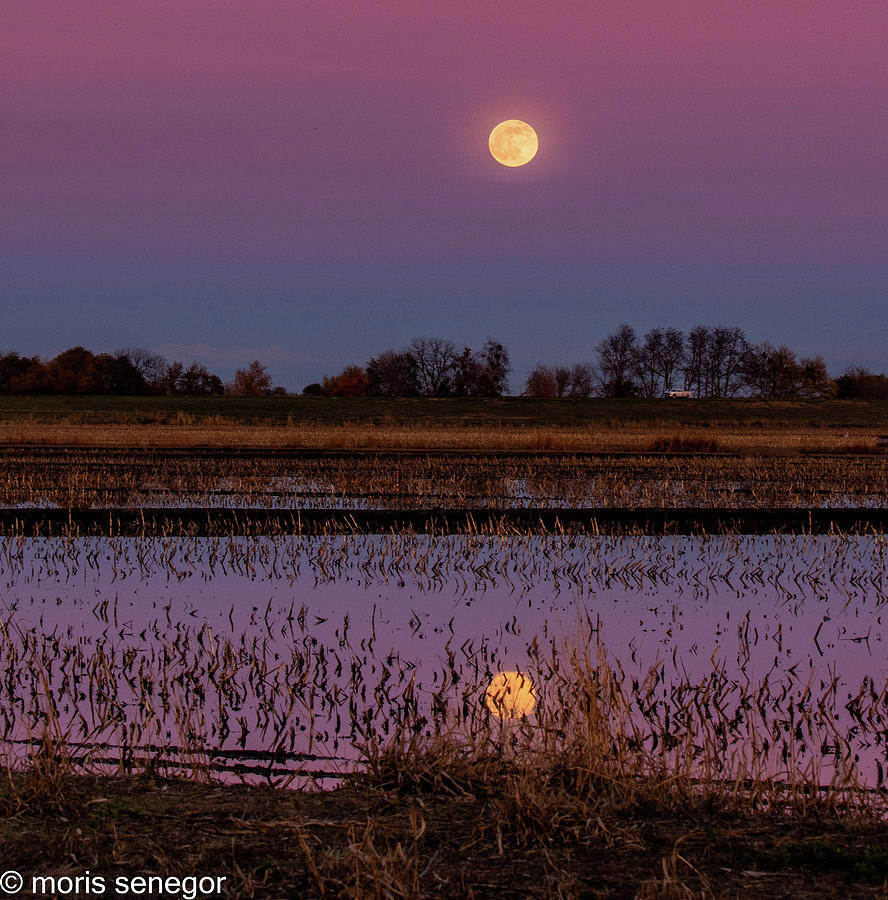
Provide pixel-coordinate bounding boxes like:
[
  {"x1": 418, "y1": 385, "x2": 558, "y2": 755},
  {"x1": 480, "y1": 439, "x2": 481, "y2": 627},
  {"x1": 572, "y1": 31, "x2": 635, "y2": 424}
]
[
  {"x1": 484, "y1": 671, "x2": 537, "y2": 718},
  {"x1": 488, "y1": 120, "x2": 539, "y2": 167}
]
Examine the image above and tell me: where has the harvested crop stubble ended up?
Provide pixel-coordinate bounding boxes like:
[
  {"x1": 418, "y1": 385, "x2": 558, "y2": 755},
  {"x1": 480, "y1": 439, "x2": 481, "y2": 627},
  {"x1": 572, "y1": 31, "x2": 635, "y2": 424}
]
[{"x1": 1, "y1": 446, "x2": 887, "y2": 511}]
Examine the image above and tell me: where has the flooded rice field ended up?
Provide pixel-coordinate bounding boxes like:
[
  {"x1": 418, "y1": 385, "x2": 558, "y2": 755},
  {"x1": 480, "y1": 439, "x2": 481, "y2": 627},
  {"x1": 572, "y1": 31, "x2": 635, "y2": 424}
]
[
  {"x1": 2, "y1": 447, "x2": 887, "y2": 510},
  {"x1": 2, "y1": 531, "x2": 888, "y2": 803}
]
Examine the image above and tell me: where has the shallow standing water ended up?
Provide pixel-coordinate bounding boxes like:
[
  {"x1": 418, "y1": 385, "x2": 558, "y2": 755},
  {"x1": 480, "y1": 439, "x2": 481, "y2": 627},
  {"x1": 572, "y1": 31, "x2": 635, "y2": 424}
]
[{"x1": 1, "y1": 532, "x2": 886, "y2": 788}]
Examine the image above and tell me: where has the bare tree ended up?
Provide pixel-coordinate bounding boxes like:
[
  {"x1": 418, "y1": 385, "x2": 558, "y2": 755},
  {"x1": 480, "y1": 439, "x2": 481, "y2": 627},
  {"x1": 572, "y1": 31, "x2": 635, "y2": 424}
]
[
  {"x1": 683, "y1": 325, "x2": 709, "y2": 397},
  {"x1": 525, "y1": 364, "x2": 558, "y2": 397},
  {"x1": 554, "y1": 367, "x2": 572, "y2": 397},
  {"x1": 596, "y1": 324, "x2": 639, "y2": 397},
  {"x1": 366, "y1": 349, "x2": 418, "y2": 396},
  {"x1": 681, "y1": 326, "x2": 749, "y2": 397},
  {"x1": 526, "y1": 362, "x2": 595, "y2": 398},
  {"x1": 656, "y1": 328, "x2": 685, "y2": 394},
  {"x1": 683, "y1": 326, "x2": 710, "y2": 396},
  {"x1": 566, "y1": 363, "x2": 595, "y2": 398},
  {"x1": 409, "y1": 337, "x2": 458, "y2": 396},
  {"x1": 744, "y1": 344, "x2": 835, "y2": 399},
  {"x1": 634, "y1": 329, "x2": 664, "y2": 398},
  {"x1": 707, "y1": 326, "x2": 749, "y2": 397},
  {"x1": 743, "y1": 343, "x2": 797, "y2": 398},
  {"x1": 118, "y1": 347, "x2": 167, "y2": 390}
]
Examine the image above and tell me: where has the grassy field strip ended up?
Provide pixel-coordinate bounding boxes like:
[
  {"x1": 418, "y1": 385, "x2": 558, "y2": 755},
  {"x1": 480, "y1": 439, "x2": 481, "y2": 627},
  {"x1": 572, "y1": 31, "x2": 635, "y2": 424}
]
[{"x1": 1, "y1": 421, "x2": 887, "y2": 451}]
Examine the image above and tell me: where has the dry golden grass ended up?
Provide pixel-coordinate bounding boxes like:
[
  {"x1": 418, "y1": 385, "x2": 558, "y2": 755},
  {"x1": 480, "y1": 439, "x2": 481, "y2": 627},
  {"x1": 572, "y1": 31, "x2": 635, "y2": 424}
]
[
  {"x1": 0, "y1": 419, "x2": 885, "y2": 453},
  {"x1": 358, "y1": 626, "x2": 886, "y2": 826},
  {"x1": 7, "y1": 768, "x2": 885, "y2": 898}
]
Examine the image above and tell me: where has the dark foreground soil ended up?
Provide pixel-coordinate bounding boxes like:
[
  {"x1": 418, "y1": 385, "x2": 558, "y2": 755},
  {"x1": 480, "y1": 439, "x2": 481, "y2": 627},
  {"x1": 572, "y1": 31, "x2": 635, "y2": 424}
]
[{"x1": 2, "y1": 775, "x2": 887, "y2": 898}]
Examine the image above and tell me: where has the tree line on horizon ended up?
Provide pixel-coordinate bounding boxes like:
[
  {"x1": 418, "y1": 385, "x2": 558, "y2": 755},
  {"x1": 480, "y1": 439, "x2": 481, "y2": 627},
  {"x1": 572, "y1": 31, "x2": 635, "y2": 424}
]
[
  {"x1": 1, "y1": 328, "x2": 886, "y2": 400},
  {"x1": 313, "y1": 326, "x2": 888, "y2": 400},
  {"x1": 0, "y1": 347, "x2": 281, "y2": 396},
  {"x1": 307, "y1": 338, "x2": 511, "y2": 398}
]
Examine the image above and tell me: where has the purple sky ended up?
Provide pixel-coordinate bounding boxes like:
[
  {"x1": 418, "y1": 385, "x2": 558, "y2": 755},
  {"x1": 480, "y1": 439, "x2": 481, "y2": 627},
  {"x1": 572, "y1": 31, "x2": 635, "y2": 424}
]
[{"x1": 3, "y1": 1, "x2": 887, "y2": 390}]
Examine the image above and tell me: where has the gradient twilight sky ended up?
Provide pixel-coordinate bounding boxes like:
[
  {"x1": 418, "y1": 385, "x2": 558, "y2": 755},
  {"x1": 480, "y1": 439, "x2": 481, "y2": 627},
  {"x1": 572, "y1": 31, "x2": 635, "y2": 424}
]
[{"x1": 3, "y1": 1, "x2": 887, "y2": 391}]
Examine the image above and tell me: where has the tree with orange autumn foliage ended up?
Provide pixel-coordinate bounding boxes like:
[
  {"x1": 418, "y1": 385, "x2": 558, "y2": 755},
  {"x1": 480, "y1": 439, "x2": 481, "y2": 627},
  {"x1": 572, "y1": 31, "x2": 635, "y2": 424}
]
[{"x1": 322, "y1": 365, "x2": 370, "y2": 397}]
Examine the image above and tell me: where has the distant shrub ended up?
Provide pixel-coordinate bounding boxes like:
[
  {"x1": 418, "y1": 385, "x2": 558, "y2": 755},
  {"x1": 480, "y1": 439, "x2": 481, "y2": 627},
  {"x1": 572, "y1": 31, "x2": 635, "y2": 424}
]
[
  {"x1": 830, "y1": 443, "x2": 881, "y2": 455},
  {"x1": 231, "y1": 360, "x2": 274, "y2": 396},
  {"x1": 798, "y1": 442, "x2": 883, "y2": 455},
  {"x1": 835, "y1": 368, "x2": 888, "y2": 400},
  {"x1": 322, "y1": 366, "x2": 370, "y2": 397},
  {"x1": 647, "y1": 436, "x2": 722, "y2": 453}
]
